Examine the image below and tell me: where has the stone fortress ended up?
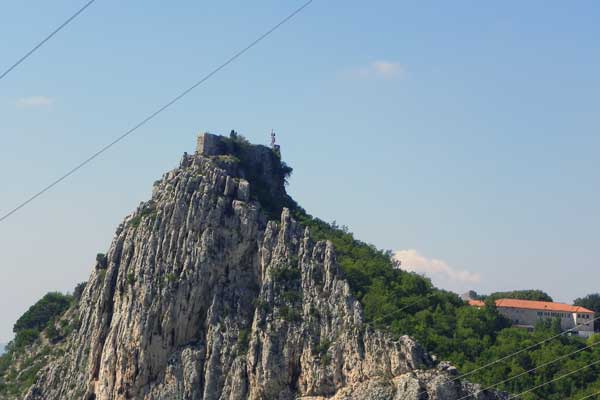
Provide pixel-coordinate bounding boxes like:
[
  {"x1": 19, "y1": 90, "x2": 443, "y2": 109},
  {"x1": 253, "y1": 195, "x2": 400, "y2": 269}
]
[
  {"x1": 192, "y1": 131, "x2": 290, "y2": 215},
  {"x1": 196, "y1": 130, "x2": 280, "y2": 157},
  {"x1": 196, "y1": 132, "x2": 225, "y2": 156}
]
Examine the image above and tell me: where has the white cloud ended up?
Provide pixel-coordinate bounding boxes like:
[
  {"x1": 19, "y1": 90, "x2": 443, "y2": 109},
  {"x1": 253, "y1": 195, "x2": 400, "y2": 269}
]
[
  {"x1": 371, "y1": 61, "x2": 404, "y2": 78},
  {"x1": 348, "y1": 60, "x2": 405, "y2": 80},
  {"x1": 393, "y1": 249, "x2": 481, "y2": 290},
  {"x1": 16, "y1": 96, "x2": 54, "y2": 108}
]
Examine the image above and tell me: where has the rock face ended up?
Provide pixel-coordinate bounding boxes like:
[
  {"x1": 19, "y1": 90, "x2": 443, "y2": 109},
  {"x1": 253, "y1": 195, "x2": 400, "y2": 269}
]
[{"x1": 21, "y1": 134, "x2": 505, "y2": 400}]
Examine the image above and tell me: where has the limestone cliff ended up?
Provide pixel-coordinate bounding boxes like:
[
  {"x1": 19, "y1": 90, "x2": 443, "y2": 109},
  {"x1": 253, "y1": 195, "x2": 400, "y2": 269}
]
[{"x1": 6, "y1": 134, "x2": 505, "y2": 400}]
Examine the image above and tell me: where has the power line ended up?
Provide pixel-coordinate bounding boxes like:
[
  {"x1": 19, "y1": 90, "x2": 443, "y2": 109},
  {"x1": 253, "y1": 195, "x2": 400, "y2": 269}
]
[
  {"x1": 448, "y1": 316, "x2": 599, "y2": 382},
  {"x1": 508, "y1": 359, "x2": 600, "y2": 399},
  {"x1": 0, "y1": 0, "x2": 97, "y2": 82},
  {"x1": 576, "y1": 391, "x2": 600, "y2": 400},
  {"x1": 364, "y1": 293, "x2": 435, "y2": 328},
  {"x1": 414, "y1": 315, "x2": 600, "y2": 398},
  {"x1": 456, "y1": 341, "x2": 600, "y2": 400},
  {"x1": 0, "y1": 0, "x2": 313, "y2": 224}
]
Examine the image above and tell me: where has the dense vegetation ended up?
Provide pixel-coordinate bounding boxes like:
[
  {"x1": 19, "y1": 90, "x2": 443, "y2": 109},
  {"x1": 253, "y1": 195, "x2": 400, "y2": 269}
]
[
  {"x1": 469, "y1": 289, "x2": 554, "y2": 303},
  {"x1": 0, "y1": 292, "x2": 75, "y2": 396},
  {"x1": 12, "y1": 292, "x2": 72, "y2": 348},
  {"x1": 462, "y1": 324, "x2": 600, "y2": 399}
]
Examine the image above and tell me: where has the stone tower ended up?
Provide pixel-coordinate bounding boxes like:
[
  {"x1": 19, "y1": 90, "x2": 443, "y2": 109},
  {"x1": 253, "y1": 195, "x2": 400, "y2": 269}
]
[{"x1": 196, "y1": 132, "x2": 224, "y2": 156}]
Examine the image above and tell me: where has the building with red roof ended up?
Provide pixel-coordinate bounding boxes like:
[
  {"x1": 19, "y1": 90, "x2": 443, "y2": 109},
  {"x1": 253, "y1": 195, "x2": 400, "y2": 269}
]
[{"x1": 467, "y1": 298, "x2": 595, "y2": 338}]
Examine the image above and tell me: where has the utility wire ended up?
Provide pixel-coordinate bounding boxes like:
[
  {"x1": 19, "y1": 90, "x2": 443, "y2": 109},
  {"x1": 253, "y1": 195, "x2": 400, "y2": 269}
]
[
  {"x1": 507, "y1": 359, "x2": 600, "y2": 399},
  {"x1": 456, "y1": 341, "x2": 600, "y2": 400},
  {"x1": 0, "y1": 0, "x2": 97, "y2": 82},
  {"x1": 0, "y1": 0, "x2": 313, "y2": 224},
  {"x1": 576, "y1": 391, "x2": 600, "y2": 400},
  {"x1": 414, "y1": 315, "x2": 600, "y2": 398},
  {"x1": 445, "y1": 316, "x2": 599, "y2": 382},
  {"x1": 364, "y1": 293, "x2": 435, "y2": 328}
]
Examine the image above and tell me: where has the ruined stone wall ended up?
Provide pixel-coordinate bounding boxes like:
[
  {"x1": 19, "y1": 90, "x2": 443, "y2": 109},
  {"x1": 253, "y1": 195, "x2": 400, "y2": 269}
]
[{"x1": 196, "y1": 132, "x2": 224, "y2": 156}]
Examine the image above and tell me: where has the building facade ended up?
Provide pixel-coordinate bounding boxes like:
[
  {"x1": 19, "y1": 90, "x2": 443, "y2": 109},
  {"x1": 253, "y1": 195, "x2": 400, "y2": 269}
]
[{"x1": 468, "y1": 298, "x2": 595, "y2": 338}]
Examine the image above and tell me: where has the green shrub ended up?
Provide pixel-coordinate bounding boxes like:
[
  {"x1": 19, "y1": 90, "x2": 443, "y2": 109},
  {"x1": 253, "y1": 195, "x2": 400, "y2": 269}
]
[
  {"x1": 216, "y1": 154, "x2": 240, "y2": 164},
  {"x1": 129, "y1": 215, "x2": 142, "y2": 228},
  {"x1": 485, "y1": 290, "x2": 553, "y2": 303},
  {"x1": 309, "y1": 305, "x2": 320, "y2": 318},
  {"x1": 62, "y1": 318, "x2": 80, "y2": 336},
  {"x1": 72, "y1": 282, "x2": 86, "y2": 302},
  {"x1": 253, "y1": 298, "x2": 271, "y2": 314},
  {"x1": 129, "y1": 205, "x2": 157, "y2": 228},
  {"x1": 282, "y1": 290, "x2": 302, "y2": 304},
  {"x1": 96, "y1": 253, "x2": 108, "y2": 269},
  {"x1": 314, "y1": 339, "x2": 332, "y2": 366},
  {"x1": 314, "y1": 339, "x2": 331, "y2": 356},
  {"x1": 280, "y1": 305, "x2": 301, "y2": 322},
  {"x1": 237, "y1": 329, "x2": 250, "y2": 354},
  {"x1": 270, "y1": 266, "x2": 300, "y2": 284},
  {"x1": 0, "y1": 353, "x2": 13, "y2": 385},
  {"x1": 13, "y1": 292, "x2": 72, "y2": 334},
  {"x1": 45, "y1": 321, "x2": 61, "y2": 342},
  {"x1": 320, "y1": 352, "x2": 332, "y2": 366},
  {"x1": 13, "y1": 329, "x2": 39, "y2": 349}
]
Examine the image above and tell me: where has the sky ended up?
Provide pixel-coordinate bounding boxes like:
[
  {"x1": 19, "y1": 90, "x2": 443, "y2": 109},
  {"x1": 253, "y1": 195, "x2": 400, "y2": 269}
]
[{"x1": 0, "y1": 0, "x2": 599, "y2": 342}]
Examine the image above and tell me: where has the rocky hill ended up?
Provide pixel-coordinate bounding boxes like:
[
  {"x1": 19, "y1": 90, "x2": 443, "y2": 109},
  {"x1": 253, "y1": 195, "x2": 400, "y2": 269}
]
[{"x1": 0, "y1": 133, "x2": 506, "y2": 400}]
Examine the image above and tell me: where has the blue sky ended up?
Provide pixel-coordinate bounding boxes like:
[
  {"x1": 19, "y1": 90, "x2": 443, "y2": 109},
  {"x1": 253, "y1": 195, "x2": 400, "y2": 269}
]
[{"x1": 0, "y1": 0, "x2": 599, "y2": 342}]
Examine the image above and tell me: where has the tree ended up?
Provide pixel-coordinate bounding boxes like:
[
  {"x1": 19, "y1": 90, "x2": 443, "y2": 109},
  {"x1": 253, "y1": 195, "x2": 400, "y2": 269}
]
[
  {"x1": 73, "y1": 282, "x2": 86, "y2": 302},
  {"x1": 574, "y1": 293, "x2": 600, "y2": 331},
  {"x1": 468, "y1": 290, "x2": 485, "y2": 300},
  {"x1": 13, "y1": 292, "x2": 72, "y2": 334},
  {"x1": 486, "y1": 290, "x2": 553, "y2": 303}
]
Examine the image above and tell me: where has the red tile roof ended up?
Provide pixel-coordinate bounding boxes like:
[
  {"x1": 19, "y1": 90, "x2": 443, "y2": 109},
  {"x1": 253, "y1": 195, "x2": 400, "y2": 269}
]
[
  {"x1": 466, "y1": 298, "x2": 594, "y2": 314},
  {"x1": 495, "y1": 299, "x2": 594, "y2": 314}
]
